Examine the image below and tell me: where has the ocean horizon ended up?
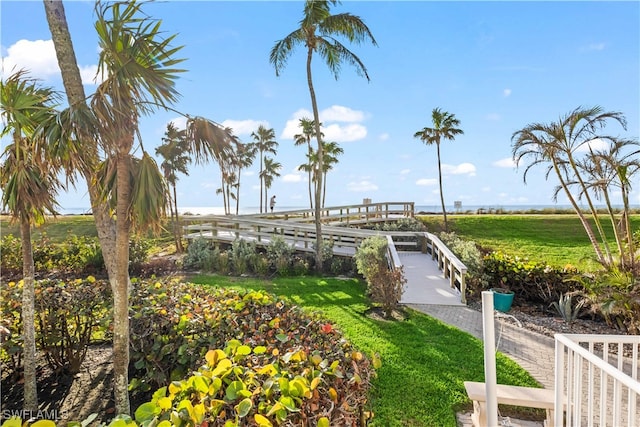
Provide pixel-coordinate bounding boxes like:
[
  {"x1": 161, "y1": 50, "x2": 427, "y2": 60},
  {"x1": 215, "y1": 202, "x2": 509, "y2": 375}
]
[{"x1": 54, "y1": 203, "x2": 593, "y2": 216}]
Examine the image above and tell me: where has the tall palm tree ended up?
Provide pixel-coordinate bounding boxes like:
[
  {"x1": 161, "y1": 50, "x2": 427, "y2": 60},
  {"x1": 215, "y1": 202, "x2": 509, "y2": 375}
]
[
  {"x1": 234, "y1": 142, "x2": 257, "y2": 215},
  {"x1": 44, "y1": 1, "x2": 239, "y2": 413},
  {"x1": 294, "y1": 117, "x2": 320, "y2": 209},
  {"x1": 413, "y1": 108, "x2": 463, "y2": 232},
  {"x1": 156, "y1": 123, "x2": 190, "y2": 252},
  {"x1": 43, "y1": 0, "x2": 120, "y2": 284},
  {"x1": 321, "y1": 140, "x2": 343, "y2": 207},
  {"x1": 90, "y1": 1, "x2": 186, "y2": 413},
  {"x1": 580, "y1": 138, "x2": 640, "y2": 269},
  {"x1": 512, "y1": 107, "x2": 628, "y2": 268},
  {"x1": 250, "y1": 125, "x2": 278, "y2": 213},
  {"x1": 0, "y1": 70, "x2": 62, "y2": 412},
  {"x1": 270, "y1": 0, "x2": 377, "y2": 271},
  {"x1": 260, "y1": 156, "x2": 282, "y2": 211}
]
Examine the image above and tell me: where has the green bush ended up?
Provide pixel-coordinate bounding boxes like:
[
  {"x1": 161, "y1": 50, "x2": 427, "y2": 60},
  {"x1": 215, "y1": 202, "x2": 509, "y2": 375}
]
[
  {"x1": 230, "y1": 238, "x2": 256, "y2": 275},
  {"x1": 0, "y1": 277, "x2": 112, "y2": 376},
  {"x1": 266, "y1": 236, "x2": 294, "y2": 276},
  {"x1": 0, "y1": 234, "x2": 22, "y2": 275},
  {"x1": 128, "y1": 278, "x2": 376, "y2": 424},
  {"x1": 482, "y1": 251, "x2": 579, "y2": 305},
  {"x1": 183, "y1": 237, "x2": 215, "y2": 270},
  {"x1": 355, "y1": 236, "x2": 406, "y2": 317}
]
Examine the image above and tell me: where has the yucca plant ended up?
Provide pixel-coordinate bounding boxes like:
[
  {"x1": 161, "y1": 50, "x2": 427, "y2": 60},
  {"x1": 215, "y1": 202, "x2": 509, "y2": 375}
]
[{"x1": 551, "y1": 292, "x2": 586, "y2": 325}]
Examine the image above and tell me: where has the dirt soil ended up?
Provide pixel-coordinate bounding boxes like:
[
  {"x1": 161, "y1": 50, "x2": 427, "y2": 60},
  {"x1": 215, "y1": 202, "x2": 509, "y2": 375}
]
[{"x1": 1, "y1": 282, "x2": 629, "y2": 425}]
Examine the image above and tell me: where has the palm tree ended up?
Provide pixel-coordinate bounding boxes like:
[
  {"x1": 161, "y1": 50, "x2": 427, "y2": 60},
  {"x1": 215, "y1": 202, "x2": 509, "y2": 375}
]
[
  {"x1": 580, "y1": 138, "x2": 640, "y2": 269},
  {"x1": 250, "y1": 125, "x2": 278, "y2": 213},
  {"x1": 413, "y1": 108, "x2": 464, "y2": 232},
  {"x1": 270, "y1": 0, "x2": 377, "y2": 271},
  {"x1": 321, "y1": 141, "x2": 343, "y2": 207},
  {"x1": 512, "y1": 107, "x2": 628, "y2": 268},
  {"x1": 89, "y1": 1, "x2": 186, "y2": 413},
  {"x1": 44, "y1": 1, "x2": 240, "y2": 414},
  {"x1": 0, "y1": 70, "x2": 62, "y2": 412},
  {"x1": 43, "y1": 0, "x2": 120, "y2": 283},
  {"x1": 294, "y1": 117, "x2": 320, "y2": 209},
  {"x1": 156, "y1": 123, "x2": 190, "y2": 252},
  {"x1": 260, "y1": 156, "x2": 282, "y2": 211},
  {"x1": 234, "y1": 142, "x2": 257, "y2": 215}
]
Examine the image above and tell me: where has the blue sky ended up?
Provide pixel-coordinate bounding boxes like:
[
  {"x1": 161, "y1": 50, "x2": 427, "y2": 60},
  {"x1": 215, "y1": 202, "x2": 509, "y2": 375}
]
[{"x1": 2, "y1": 1, "x2": 639, "y2": 212}]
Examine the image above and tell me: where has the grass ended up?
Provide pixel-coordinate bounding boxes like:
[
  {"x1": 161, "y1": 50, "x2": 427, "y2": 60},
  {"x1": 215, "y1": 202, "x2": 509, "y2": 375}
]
[
  {"x1": 419, "y1": 214, "x2": 640, "y2": 271},
  {"x1": 1, "y1": 215, "x2": 98, "y2": 241},
  {"x1": 188, "y1": 274, "x2": 540, "y2": 426}
]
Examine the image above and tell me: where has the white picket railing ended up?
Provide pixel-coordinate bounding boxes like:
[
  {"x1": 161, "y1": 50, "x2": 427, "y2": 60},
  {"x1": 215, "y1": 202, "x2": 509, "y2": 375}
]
[{"x1": 554, "y1": 334, "x2": 640, "y2": 427}]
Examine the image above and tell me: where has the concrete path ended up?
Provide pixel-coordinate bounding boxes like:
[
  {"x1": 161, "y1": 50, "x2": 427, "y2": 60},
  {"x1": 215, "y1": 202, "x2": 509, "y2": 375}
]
[{"x1": 399, "y1": 251, "x2": 465, "y2": 306}]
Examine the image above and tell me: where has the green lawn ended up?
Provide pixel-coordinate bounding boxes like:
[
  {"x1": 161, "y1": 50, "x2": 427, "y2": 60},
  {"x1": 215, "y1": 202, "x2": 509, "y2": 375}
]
[
  {"x1": 419, "y1": 214, "x2": 640, "y2": 271},
  {"x1": 1, "y1": 215, "x2": 98, "y2": 241},
  {"x1": 188, "y1": 275, "x2": 540, "y2": 426}
]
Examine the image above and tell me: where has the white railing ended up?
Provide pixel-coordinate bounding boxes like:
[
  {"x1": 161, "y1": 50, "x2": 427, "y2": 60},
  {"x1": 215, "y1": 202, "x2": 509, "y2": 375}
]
[
  {"x1": 421, "y1": 232, "x2": 468, "y2": 303},
  {"x1": 554, "y1": 334, "x2": 640, "y2": 427}
]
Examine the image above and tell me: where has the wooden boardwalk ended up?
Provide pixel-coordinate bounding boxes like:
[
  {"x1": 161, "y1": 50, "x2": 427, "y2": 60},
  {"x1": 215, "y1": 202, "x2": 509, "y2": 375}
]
[
  {"x1": 399, "y1": 252, "x2": 465, "y2": 306},
  {"x1": 183, "y1": 201, "x2": 467, "y2": 305}
]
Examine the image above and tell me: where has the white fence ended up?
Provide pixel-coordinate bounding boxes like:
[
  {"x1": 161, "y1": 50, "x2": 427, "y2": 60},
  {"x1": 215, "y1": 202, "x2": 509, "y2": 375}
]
[{"x1": 554, "y1": 334, "x2": 640, "y2": 427}]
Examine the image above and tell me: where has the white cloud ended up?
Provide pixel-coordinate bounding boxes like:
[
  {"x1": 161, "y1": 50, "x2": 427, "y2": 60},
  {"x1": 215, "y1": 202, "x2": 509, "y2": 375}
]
[
  {"x1": 201, "y1": 181, "x2": 217, "y2": 189},
  {"x1": 441, "y1": 163, "x2": 477, "y2": 176},
  {"x1": 379, "y1": 133, "x2": 390, "y2": 141},
  {"x1": 416, "y1": 178, "x2": 437, "y2": 186},
  {"x1": 322, "y1": 123, "x2": 367, "y2": 142},
  {"x1": 1, "y1": 39, "x2": 99, "y2": 85},
  {"x1": 493, "y1": 157, "x2": 516, "y2": 168},
  {"x1": 320, "y1": 105, "x2": 365, "y2": 122},
  {"x1": 400, "y1": 169, "x2": 411, "y2": 175},
  {"x1": 503, "y1": 88, "x2": 512, "y2": 97},
  {"x1": 482, "y1": 186, "x2": 491, "y2": 192},
  {"x1": 168, "y1": 116, "x2": 188, "y2": 130},
  {"x1": 575, "y1": 137, "x2": 610, "y2": 153},
  {"x1": 281, "y1": 105, "x2": 368, "y2": 142},
  {"x1": 486, "y1": 113, "x2": 501, "y2": 121},
  {"x1": 221, "y1": 119, "x2": 268, "y2": 136},
  {"x1": 347, "y1": 180, "x2": 378, "y2": 192},
  {"x1": 282, "y1": 172, "x2": 303, "y2": 183}
]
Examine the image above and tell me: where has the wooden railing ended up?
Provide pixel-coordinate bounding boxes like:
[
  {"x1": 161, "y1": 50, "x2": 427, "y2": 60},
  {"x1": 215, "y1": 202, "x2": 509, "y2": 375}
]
[{"x1": 183, "y1": 202, "x2": 468, "y2": 304}]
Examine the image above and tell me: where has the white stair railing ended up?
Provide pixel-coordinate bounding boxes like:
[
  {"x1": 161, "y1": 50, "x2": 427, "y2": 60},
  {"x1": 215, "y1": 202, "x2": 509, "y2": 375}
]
[{"x1": 554, "y1": 334, "x2": 640, "y2": 427}]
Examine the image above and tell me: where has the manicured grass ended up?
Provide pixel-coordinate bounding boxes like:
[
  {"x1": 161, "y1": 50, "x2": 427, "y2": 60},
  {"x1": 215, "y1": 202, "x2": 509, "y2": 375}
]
[
  {"x1": 188, "y1": 274, "x2": 540, "y2": 426},
  {"x1": 1, "y1": 215, "x2": 98, "y2": 241},
  {"x1": 419, "y1": 214, "x2": 640, "y2": 271}
]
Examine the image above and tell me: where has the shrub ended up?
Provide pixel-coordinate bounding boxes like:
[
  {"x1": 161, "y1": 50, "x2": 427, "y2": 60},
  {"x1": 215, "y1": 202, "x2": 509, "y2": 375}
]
[
  {"x1": 355, "y1": 236, "x2": 406, "y2": 317},
  {"x1": 251, "y1": 253, "x2": 271, "y2": 277},
  {"x1": 35, "y1": 277, "x2": 112, "y2": 374},
  {"x1": 0, "y1": 277, "x2": 112, "y2": 376},
  {"x1": 266, "y1": 236, "x2": 294, "y2": 276},
  {"x1": 482, "y1": 251, "x2": 579, "y2": 305},
  {"x1": 0, "y1": 234, "x2": 22, "y2": 276},
  {"x1": 183, "y1": 238, "x2": 215, "y2": 270},
  {"x1": 128, "y1": 278, "x2": 376, "y2": 424},
  {"x1": 230, "y1": 238, "x2": 256, "y2": 275},
  {"x1": 129, "y1": 237, "x2": 153, "y2": 272}
]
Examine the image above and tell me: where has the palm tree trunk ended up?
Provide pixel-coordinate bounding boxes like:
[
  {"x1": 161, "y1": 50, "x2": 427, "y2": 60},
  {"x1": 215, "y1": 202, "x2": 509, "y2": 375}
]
[
  {"x1": 307, "y1": 47, "x2": 324, "y2": 272},
  {"x1": 552, "y1": 160, "x2": 607, "y2": 266},
  {"x1": 436, "y1": 142, "x2": 448, "y2": 231},
  {"x1": 322, "y1": 171, "x2": 327, "y2": 208},
  {"x1": 114, "y1": 152, "x2": 131, "y2": 415},
  {"x1": 44, "y1": 0, "x2": 119, "y2": 289},
  {"x1": 20, "y1": 218, "x2": 38, "y2": 412},
  {"x1": 567, "y1": 154, "x2": 613, "y2": 264},
  {"x1": 601, "y1": 188, "x2": 625, "y2": 268},
  {"x1": 259, "y1": 153, "x2": 264, "y2": 213},
  {"x1": 172, "y1": 183, "x2": 183, "y2": 253},
  {"x1": 307, "y1": 144, "x2": 314, "y2": 210},
  {"x1": 236, "y1": 170, "x2": 241, "y2": 215}
]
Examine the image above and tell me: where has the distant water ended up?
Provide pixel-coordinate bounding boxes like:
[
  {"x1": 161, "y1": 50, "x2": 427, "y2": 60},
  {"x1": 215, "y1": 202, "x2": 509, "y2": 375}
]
[{"x1": 56, "y1": 204, "x2": 586, "y2": 216}]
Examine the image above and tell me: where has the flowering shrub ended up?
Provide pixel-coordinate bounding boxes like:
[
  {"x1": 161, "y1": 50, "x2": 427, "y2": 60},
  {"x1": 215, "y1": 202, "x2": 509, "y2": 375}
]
[{"x1": 128, "y1": 279, "x2": 377, "y2": 424}]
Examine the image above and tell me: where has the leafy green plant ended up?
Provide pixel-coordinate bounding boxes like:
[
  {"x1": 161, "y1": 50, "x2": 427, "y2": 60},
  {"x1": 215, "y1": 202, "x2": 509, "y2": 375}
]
[
  {"x1": 550, "y1": 293, "x2": 586, "y2": 325},
  {"x1": 355, "y1": 236, "x2": 406, "y2": 317},
  {"x1": 251, "y1": 253, "x2": 270, "y2": 277},
  {"x1": 266, "y1": 236, "x2": 294, "y2": 276},
  {"x1": 35, "y1": 277, "x2": 112, "y2": 374},
  {"x1": 128, "y1": 278, "x2": 376, "y2": 421},
  {"x1": 0, "y1": 234, "x2": 22, "y2": 275},
  {"x1": 482, "y1": 251, "x2": 579, "y2": 305},
  {"x1": 183, "y1": 237, "x2": 215, "y2": 270},
  {"x1": 230, "y1": 238, "x2": 256, "y2": 275}
]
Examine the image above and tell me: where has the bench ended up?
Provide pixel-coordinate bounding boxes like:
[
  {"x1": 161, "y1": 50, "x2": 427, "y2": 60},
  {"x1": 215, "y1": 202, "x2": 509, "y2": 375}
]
[{"x1": 464, "y1": 381, "x2": 560, "y2": 427}]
